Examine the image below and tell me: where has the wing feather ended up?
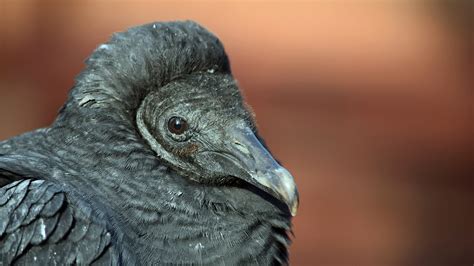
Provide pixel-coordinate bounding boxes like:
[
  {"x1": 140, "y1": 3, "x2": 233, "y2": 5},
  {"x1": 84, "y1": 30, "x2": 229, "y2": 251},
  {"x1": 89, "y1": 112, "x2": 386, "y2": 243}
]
[{"x1": 0, "y1": 179, "x2": 119, "y2": 265}]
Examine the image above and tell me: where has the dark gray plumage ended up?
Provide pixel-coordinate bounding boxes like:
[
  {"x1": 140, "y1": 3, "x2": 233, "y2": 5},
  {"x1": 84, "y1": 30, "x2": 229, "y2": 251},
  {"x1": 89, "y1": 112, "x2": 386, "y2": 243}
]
[{"x1": 0, "y1": 21, "x2": 298, "y2": 265}]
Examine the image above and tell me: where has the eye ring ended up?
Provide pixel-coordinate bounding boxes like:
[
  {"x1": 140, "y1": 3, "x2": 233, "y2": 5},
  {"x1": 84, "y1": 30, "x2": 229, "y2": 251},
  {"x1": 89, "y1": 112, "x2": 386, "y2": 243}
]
[{"x1": 167, "y1": 116, "x2": 189, "y2": 135}]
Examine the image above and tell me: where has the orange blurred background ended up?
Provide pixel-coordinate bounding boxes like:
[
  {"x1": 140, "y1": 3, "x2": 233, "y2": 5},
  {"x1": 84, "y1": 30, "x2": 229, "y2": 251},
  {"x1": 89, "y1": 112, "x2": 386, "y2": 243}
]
[{"x1": 0, "y1": 1, "x2": 472, "y2": 265}]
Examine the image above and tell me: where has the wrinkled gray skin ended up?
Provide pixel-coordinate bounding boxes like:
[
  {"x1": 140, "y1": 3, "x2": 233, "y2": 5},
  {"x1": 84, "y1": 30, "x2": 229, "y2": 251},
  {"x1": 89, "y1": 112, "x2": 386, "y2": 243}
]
[{"x1": 0, "y1": 21, "x2": 298, "y2": 265}]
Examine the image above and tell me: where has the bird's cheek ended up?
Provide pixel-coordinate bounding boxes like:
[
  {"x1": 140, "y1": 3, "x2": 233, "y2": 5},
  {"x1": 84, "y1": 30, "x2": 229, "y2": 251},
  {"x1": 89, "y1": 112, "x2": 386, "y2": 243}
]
[
  {"x1": 194, "y1": 151, "x2": 249, "y2": 180},
  {"x1": 173, "y1": 143, "x2": 199, "y2": 158}
]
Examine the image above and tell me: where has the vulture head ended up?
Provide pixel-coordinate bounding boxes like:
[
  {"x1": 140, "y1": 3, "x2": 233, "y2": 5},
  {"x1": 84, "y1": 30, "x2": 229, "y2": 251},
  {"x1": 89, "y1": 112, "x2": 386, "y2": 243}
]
[{"x1": 136, "y1": 72, "x2": 298, "y2": 215}]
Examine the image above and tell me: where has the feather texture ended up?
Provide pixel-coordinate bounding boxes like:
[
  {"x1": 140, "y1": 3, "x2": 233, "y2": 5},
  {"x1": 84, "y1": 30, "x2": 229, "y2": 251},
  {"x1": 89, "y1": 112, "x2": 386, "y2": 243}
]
[{"x1": 0, "y1": 180, "x2": 122, "y2": 265}]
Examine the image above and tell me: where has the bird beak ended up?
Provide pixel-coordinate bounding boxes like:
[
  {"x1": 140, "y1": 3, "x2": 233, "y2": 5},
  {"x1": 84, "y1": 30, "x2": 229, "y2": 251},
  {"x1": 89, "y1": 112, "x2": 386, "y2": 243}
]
[{"x1": 226, "y1": 126, "x2": 299, "y2": 216}]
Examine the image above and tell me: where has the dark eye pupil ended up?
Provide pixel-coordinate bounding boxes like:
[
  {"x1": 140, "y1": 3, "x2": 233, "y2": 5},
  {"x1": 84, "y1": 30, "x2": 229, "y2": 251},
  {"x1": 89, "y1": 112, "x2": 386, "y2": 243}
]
[{"x1": 168, "y1": 117, "x2": 188, "y2": 135}]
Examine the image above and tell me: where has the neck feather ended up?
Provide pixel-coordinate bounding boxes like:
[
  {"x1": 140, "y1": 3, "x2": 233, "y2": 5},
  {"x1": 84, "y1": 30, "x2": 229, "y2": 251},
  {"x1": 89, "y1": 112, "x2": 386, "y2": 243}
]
[{"x1": 64, "y1": 21, "x2": 230, "y2": 115}]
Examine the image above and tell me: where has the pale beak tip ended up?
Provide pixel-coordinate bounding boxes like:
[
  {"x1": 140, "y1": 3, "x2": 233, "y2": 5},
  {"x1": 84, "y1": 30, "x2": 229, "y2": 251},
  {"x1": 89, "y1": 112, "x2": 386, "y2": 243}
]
[{"x1": 290, "y1": 192, "x2": 299, "y2": 216}]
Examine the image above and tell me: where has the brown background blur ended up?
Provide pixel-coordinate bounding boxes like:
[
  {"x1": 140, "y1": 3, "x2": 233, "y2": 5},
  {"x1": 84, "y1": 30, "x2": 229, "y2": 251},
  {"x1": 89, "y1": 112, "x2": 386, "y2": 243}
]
[{"x1": 0, "y1": 1, "x2": 472, "y2": 265}]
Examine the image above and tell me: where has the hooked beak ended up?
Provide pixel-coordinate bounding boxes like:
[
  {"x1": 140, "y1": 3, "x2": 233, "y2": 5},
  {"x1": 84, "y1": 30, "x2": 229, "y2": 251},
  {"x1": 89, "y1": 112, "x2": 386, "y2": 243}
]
[{"x1": 224, "y1": 126, "x2": 299, "y2": 216}]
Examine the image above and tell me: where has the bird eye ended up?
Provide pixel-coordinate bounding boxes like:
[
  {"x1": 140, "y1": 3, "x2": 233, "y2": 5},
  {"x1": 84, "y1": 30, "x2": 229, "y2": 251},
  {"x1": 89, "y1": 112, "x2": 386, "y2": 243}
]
[{"x1": 168, "y1": 116, "x2": 188, "y2": 135}]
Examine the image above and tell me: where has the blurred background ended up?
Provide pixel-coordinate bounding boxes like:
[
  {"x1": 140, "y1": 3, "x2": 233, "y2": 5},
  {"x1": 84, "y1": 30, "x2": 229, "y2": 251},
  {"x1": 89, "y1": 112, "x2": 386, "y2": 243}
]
[{"x1": 0, "y1": 0, "x2": 472, "y2": 265}]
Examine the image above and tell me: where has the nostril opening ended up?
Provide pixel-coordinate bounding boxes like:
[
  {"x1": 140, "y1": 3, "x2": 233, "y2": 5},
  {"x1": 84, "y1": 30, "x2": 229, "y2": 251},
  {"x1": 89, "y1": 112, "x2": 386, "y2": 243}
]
[{"x1": 233, "y1": 140, "x2": 251, "y2": 156}]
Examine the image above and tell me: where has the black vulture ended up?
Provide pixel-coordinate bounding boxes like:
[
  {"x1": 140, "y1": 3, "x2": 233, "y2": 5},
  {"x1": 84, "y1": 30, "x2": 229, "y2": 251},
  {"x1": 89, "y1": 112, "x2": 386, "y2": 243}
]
[{"x1": 0, "y1": 21, "x2": 298, "y2": 265}]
